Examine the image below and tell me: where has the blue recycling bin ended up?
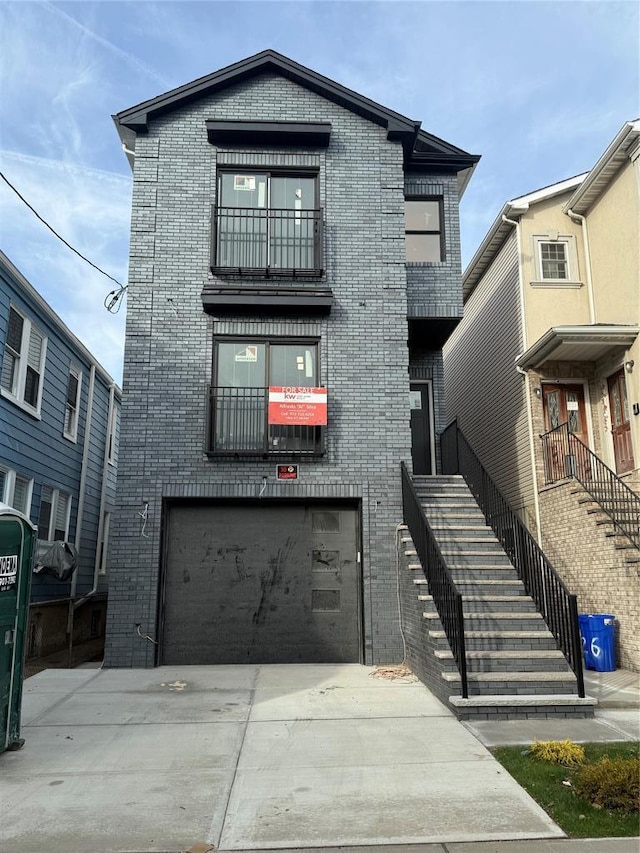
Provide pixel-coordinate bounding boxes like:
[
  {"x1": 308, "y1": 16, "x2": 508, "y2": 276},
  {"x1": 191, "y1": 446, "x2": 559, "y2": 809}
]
[{"x1": 579, "y1": 614, "x2": 616, "y2": 672}]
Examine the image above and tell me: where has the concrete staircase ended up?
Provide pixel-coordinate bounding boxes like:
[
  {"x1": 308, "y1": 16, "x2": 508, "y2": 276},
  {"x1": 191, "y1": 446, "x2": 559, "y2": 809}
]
[
  {"x1": 573, "y1": 485, "x2": 640, "y2": 565},
  {"x1": 405, "y1": 474, "x2": 596, "y2": 720}
]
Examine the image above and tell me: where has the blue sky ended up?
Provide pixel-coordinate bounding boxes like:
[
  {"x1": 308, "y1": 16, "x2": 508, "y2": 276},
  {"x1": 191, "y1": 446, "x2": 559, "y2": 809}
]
[{"x1": 1, "y1": 0, "x2": 638, "y2": 383}]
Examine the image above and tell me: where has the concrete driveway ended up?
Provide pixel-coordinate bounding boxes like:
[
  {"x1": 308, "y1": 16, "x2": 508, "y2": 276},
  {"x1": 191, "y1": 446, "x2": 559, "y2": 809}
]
[{"x1": 1, "y1": 664, "x2": 563, "y2": 853}]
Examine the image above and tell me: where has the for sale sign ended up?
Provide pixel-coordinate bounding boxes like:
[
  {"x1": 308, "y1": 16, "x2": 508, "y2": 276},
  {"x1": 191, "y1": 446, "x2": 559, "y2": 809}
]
[{"x1": 268, "y1": 387, "x2": 327, "y2": 426}]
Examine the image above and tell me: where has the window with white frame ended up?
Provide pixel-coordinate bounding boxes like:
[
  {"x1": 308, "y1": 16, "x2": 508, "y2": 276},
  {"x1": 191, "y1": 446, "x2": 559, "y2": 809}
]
[
  {"x1": 97, "y1": 510, "x2": 111, "y2": 575},
  {"x1": 38, "y1": 486, "x2": 71, "y2": 541},
  {"x1": 63, "y1": 366, "x2": 82, "y2": 441},
  {"x1": 0, "y1": 466, "x2": 33, "y2": 516},
  {"x1": 532, "y1": 235, "x2": 580, "y2": 284},
  {"x1": 107, "y1": 404, "x2": 117, "y2": 464},
  {"x1": 1, "y1": 305, "x2": 47, "y2": 414}
]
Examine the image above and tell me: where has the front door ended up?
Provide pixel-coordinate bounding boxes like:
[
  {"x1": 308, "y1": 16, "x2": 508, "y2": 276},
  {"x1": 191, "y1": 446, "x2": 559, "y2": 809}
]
[
  {"x1": 410, "y1": 382, "x2": 433, "y2": 475},
  {"x1": 608, "y1": 369, "x2": 634, "y2": 474},
  {"x1": 542, "y1": 383, "x2": 589, "y2": 480}
]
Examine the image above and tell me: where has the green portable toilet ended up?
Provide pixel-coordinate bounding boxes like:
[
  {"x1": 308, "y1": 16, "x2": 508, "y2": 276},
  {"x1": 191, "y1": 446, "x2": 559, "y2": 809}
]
[{"x1": 0, "y1": 503, "x2": 36, "y2": 753}]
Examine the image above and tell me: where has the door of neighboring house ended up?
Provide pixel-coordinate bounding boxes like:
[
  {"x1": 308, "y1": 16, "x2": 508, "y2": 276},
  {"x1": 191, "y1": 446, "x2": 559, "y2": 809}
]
[
  {"x1": 542, "y1": 383, "x2": 589, "y2": 481},
  {"x1": 410, "y1": 382, "x2": 434, "y2": 475},
  {"x1": 608, "y1": 368, "x2": 634, "y2": 474}
]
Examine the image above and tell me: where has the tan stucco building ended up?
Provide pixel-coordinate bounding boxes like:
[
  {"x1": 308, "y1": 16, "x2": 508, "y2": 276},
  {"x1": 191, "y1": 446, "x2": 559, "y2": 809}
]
[{"x1": 444, "y1": 120, "x2": 640, "y2": 670}]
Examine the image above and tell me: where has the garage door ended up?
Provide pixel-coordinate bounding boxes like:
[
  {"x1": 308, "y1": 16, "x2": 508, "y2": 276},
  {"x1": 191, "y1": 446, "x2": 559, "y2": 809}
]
[{"x1": 161, "y1": 502, "x2": 361, "y2": 664}]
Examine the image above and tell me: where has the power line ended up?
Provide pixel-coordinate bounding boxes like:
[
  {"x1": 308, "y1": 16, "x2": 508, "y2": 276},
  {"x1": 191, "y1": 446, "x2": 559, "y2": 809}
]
[{"x1": 0, "y1": 170, "x2": 126, "y2": 290}]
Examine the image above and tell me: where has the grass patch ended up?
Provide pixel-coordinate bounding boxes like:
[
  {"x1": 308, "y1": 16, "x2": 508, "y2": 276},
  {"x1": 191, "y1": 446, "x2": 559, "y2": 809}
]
[{"x1": 492, "y1": 741, "x2": 640, "y2": 838}]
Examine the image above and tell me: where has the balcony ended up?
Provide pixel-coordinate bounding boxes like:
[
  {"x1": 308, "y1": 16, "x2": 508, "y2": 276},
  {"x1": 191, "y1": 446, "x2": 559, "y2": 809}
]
[
  {"x1": 211, "y1": 207, "x2": 323, "y2": 277},
  {"x1": 208, "y1": 386, "x2": 325, "y2": 457}
]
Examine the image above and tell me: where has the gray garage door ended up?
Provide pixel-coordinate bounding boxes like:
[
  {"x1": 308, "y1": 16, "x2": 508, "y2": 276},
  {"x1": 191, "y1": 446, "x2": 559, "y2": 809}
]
[{"x1": 161, "y1": 502, "x2": 361, "y2": 664}]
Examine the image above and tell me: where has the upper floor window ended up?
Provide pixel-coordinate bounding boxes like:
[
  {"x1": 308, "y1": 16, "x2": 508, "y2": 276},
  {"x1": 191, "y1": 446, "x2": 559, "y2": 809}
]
[
  {"x1": 405, "y1": 198, "x2": 444, "y2": 262},
  {"x1": 532, "y1": 235, "x2": 580, "y2": 285},
  {"x1": 212, "y1": 171, "x2": 322, "y2": 274},
  {"x1": 63, "y1": 366, "x2": 82, "y2": 441},
  {"x1": 38, "y1": 485, "x2": 71, "y2": 541},
  {"x1": 540, "y1": 241, "x2": 568, "y2": 279},
  {"x1": 0, "y1": 467, "x2": 33, "y2": 516},
  {"x1": 1, "y1": 305, "x2": 47, "y2": 415}
]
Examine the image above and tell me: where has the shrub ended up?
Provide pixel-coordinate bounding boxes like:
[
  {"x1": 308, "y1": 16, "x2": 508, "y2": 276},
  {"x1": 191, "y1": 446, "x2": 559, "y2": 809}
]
[
  {"x1": 576, "y1": 755, "x2": 640, "y2": 814},
  {"x1": 529, "y1": 739, "x2": 586, "y2": 767}
]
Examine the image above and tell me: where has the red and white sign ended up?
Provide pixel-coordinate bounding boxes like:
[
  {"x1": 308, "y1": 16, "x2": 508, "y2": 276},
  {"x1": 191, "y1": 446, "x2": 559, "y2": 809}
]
[{"x1": 268, "y1": 387, "x2": 327, "y2": 426}]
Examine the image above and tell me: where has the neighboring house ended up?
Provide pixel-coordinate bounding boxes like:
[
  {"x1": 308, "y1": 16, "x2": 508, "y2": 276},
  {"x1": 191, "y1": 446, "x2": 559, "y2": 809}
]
[
  {"x1": 444, "y1": 120, "x2": 640, "y2": 671},
  {"x1": 0, "y1": 251, "x2": 121, "y2": 664},
  {"x1": 105, "y1": 49, "x2": 479, "y2": 668}
]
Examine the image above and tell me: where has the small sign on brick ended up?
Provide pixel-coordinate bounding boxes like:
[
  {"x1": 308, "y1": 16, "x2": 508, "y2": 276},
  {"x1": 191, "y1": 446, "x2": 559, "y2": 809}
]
[{"x1": 276, "y1": 464, "x2": 299, "y2": 481}]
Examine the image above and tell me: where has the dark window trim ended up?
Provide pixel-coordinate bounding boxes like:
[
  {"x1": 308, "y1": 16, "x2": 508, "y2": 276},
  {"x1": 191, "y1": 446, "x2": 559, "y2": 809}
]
[
  {"x1": 208, "y1": 335, "x2": 324, "y2": 459},
  {"x1": 404, "y1": 195, "x2": 445, "y2": 263},
  {"x1": 216, "y1": 168, "x2": 320, "y2": 209},
  {"x1": 206, "y1": 120, "x2": 331, "y2": 148},
  {"x1": 212, "y1": 335, "x2": 322, "y2": 383}
]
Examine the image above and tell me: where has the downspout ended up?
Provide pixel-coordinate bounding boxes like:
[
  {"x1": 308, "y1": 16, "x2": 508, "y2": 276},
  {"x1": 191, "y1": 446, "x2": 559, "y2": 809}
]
[
  {"x1": 502, "y1": 214, "x2": 543, "y2": 545},
  {"x1": 67, "y1": 364, "x2": 96, "y2": 662},
  {"x1": 566, "y1": 209, "x2": 596, "y2": 324}
]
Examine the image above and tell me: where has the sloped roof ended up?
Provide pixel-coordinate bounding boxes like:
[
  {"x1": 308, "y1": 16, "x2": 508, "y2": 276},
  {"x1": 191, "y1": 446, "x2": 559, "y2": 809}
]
[
  {"x1": 563, "y1": 119, "x2": 640, "y2": 215},
  {"x1": 113, "y1": 49, "x2": 479, "y2": 188},
  {"x1": 462, "y1": 174, "x2": 586, "y2": 300}
]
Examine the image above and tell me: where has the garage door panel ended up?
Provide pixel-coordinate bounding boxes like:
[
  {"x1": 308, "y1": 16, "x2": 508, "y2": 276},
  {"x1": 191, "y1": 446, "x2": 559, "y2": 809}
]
[{"x1": 162, "y1": 503, "x2": 360, "y2": 664}]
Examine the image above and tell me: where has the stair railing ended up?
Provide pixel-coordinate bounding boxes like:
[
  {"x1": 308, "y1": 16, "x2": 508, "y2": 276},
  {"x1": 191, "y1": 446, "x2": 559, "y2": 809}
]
[
  {"x1": 441, "y1": 420, "x2": 585, "y2": 697},
  {"x1": 400, "y1": 461, "x2": 468, "y2": 698},
  {"x1": 541, "y1": 422, "x2": 640, "y2": 549}
]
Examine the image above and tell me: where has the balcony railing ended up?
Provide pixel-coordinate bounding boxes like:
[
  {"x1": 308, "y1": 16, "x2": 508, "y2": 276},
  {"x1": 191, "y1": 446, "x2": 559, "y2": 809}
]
[
  {"x1": 541, "y1": 422, "x2": 640, "y2": 549},
  {"x1": 211, "y1": 207, "x2": 323, "y2": 275},
  {"x1": 442, "y1": 420, "x2": 585, "y2": 698},
  {"x1": 208, "y1": 386, "x2": 324, "y2": 456}
]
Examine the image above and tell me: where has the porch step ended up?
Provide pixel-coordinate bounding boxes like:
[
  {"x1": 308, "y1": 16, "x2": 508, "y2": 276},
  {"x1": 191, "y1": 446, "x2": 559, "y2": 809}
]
[
  {"x1": 420, "y1": 594, "x2": 536, "y2": 613},
  {"x1": 448, "y1": 694, "x2": 596, "y2": 721},
  {"x1": 434, "y1": 648, "x2": 571, "y2": 673},
  {"x1": 441, "y1": 670, "x2": 577, "y2": 696},
  {"x1": 428, "y1": 629, "x2": 559, "y2": 651}
]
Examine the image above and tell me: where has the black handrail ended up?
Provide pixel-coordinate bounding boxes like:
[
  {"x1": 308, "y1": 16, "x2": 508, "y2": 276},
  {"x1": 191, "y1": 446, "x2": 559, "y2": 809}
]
[
  {"x1": 400, "y1": 461, "x2": 468, "y2": 698},
  {"x1": 541, "y1": 422, "x2": 640, "y2": 549},
  {"x1": 441, "y1": 421, "x2": 585, "y2": 698}
]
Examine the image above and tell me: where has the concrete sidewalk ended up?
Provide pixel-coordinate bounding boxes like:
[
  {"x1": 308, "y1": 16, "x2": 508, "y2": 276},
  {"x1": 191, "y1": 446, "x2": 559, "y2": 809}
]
[{"x1": 1, "y1": 664, "x2": 637, "y2": 853}]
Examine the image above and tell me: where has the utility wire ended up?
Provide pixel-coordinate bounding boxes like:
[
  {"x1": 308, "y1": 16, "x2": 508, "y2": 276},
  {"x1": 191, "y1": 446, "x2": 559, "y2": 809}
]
[{"x1": 0, "y1": 170, "x2": 128, "y2": 311}]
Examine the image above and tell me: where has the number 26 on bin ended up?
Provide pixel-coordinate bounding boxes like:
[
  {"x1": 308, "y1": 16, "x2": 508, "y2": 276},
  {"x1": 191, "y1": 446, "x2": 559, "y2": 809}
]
[{"x1": 581, "y1": 636, "x2": 602, "y2": 658}]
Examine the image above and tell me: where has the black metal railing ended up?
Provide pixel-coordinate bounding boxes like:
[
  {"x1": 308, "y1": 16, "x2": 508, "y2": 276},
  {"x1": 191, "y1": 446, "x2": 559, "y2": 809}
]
[
  {"x1": 541, "y1": 422, "x2": 640, "y2": 549},
  {"x1": 400, "y1": 461, "x2": 468, "y2": 698},
  {"x1": 208, "y1": 386, "x2": 324, "y2": 456},
  {"x1": 441, "y1": 420, "x2": 585, "y2": 697},
  {"x1": 212, "y1": 207, "x2": 323, "y2": 274}
]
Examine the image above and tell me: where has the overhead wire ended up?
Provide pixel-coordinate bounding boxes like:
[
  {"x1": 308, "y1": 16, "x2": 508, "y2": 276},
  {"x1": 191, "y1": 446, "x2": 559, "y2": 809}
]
[{"x1": 0, "y1": 170, "x2": 128, "y2": 313}]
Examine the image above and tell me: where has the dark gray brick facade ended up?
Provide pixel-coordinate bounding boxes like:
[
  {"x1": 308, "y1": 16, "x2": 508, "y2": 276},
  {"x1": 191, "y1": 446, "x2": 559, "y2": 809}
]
[{"x1": 105, "y1": 62, "x2": 471, "y2": 668}]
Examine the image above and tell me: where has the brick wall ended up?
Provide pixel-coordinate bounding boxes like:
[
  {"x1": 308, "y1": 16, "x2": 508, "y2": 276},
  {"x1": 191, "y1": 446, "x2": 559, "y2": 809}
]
[
  {"x1": 105, "y1": 72, "x2": 464, "y2": 667},
  {"x1": 539, "y1": 481, "x2": 640, "y2": 672}
]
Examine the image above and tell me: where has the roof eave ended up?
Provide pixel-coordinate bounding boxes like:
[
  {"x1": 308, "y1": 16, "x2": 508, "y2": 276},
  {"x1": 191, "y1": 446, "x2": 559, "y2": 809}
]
[
  {"x1": 563, "y1": 119, "x2": 640, "y2": 215},
  {"x1": 515, "y1": 325, "x2": 640, "y2": 370}
]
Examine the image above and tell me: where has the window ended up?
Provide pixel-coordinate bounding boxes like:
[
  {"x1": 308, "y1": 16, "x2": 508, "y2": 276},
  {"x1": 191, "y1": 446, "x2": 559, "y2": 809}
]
[
  {"x1": 38, "y1": 486, "x2": 71, "y2": 541},
  {"x1": 97, "y1": 511, "x2": 111, "y2": 575},
  {"x1": 63, "y1": 366, "x2": 82, "y2": 441},
  {"x1": 532, "y1": 235, "x2": 580, "y2": 284},
  {"x1": 0, "y1": 467, "x2": 33, "y2": 516},
  {"x1": 107, "y1": 404, "x2": 117, "y2": 465},
  {"x1": 214, "y1": 171, "x2": 322, "y2": 272},
  {"x1": 1, "y1": 306, "x2": 47, "y2": 415},
  {"x1": 540, "y1": 242, "x2": 568, "y2": 279},
  {"x1": 210, "y1": 338, "x2": 323, "y2": 455},
  {"x1": 405, "y1": 198, "x2": 444, "y2": 262}
]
